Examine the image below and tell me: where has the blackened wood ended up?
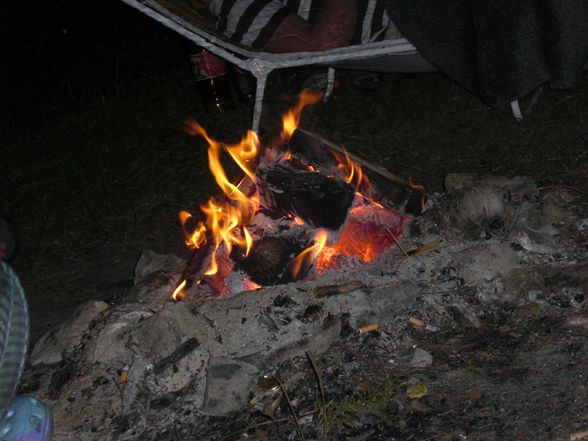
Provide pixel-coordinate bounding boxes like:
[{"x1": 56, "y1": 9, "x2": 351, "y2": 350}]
[
  {"x1": 257, "y1": 162, "x2": 355, "y2": 230},
  {"x1": 181, "y1": 239, "x2": 212, "y2": 287},
  {"x1": 288, "y1": 129, "x2": 427, "y2": 215},
  {"x1": 315, "y1": 281, "x2": 365, "y2": 298},
  {"x1": 232, "y1": 236, "x2": 303, "y2": 285}
]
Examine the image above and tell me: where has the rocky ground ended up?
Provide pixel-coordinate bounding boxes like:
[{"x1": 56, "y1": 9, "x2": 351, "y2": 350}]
[{"x1": 20, "y1": 173, "x2": 588, "y2": 441}]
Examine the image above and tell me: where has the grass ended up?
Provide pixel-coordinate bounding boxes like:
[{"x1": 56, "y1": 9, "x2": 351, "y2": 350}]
[{"x1": 325, "y1": 376, "x2": 399, "y2": 431}]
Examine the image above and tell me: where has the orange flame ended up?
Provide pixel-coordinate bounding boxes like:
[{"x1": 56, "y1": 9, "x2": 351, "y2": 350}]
[
  {"x1": 177, "y1": 90, "x2": 326, "y2": 296},
  {"x1": 243, "y1": 278, "x2": 261, "y2": 291},
  {"x1": 408, "y1": 177, "x2": 427, "y2": 211},
  {"x1": 179, "y1": 211, "x2": 207, "y2": 248},
  {"x1": 172, "y1": 279, "x2": 187, "y2": 301},
  {"x1": 182, "y1": 120, "x2": 260, "y2": 275},
  {"x1": 281, "y1": 90, "x2": 324, "y2": 140},
  {"x1": 335, "y1": 148, "x2": 371, "y2": 194},
  {"x1": 290, "y1": 230, "x2": 328, "y2": 279}
]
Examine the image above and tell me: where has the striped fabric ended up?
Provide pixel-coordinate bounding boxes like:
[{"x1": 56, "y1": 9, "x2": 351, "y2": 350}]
[
  {"x1": 0, "y1": 262, "x2": 29, "y2": 422},
  {"x1": 209, "y1": 0, "x2": 390, "y2": 50}
]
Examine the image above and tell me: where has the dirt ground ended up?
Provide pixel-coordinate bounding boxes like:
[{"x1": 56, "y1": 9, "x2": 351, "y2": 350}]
[{"x1": 2, "y1": 3, "x2": 588, "y2": 438}]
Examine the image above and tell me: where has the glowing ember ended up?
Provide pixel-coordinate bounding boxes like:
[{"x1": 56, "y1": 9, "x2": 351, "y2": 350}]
[
  {"x1": 317, "y1": 205, "x2": 411, "y2": 272},
  {"x1": 242, "y1": 278, "x2": 261, "y2": 291}
]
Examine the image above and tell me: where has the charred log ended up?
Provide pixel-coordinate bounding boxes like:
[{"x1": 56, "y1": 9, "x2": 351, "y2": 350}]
[
  {"x1": 181, "y1": 240, "x2": 212, "y2": 288},
  {"x1": 232, "y1": 236, "x2": 306, "y2": 286},
  {"x1": 287, "y1": 129, "x2": 427, "y2": 215},
  {"x1": 257, "y1": 162, "x2": 355, "y2": 230}
]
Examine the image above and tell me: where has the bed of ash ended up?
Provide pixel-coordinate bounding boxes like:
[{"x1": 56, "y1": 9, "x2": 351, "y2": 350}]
[{"x1": 21, "y1": 169, "x2": 588, "y2": 441}]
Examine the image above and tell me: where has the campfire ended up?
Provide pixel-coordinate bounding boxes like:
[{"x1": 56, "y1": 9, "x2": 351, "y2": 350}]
[{"x1": 173, "y1": 91, "x2": 426, "y2": 299}]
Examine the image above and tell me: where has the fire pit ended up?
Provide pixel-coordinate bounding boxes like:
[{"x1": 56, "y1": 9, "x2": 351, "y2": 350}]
[
  {"x1": 22, "y1": 93, "x2": 588, "y2": 441},
  {"x1": 172, "y1": 90, "x2": 425, "y2": 300}
]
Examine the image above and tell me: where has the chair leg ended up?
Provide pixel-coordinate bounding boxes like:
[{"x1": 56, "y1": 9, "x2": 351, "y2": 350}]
[
  {"x1": 324, "y1": 67, "x2": 336, "y2": 102},
  {"x1": 510, "y1": 86, "x2": 544, "y2": 121},
  {"x1": 251, "y1": 73, "x2": 268, "y2": 134},
  {"x1": 510, "y1": 100, "x2": 524, "y2": 121}
]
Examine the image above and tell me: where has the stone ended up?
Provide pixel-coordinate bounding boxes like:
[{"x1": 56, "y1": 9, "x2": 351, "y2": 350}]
[
  {"x1": 133, "y1": 249, "x2": 185, "y2": 284},
  {"x1": 137, "y1": 302, "x2": 209, "y2": 362},
  {"x1": 444, "y1": 173, "x2": 478, "y2": 192},
  {"x1": 510, "y1": 203, "x2": 559, "y2": 252},
  {"x1": 576, "y1": 218, "x2": 588, "y2": 231},
  {"x1": 125, "y1": 270, "x2": 180, "y2": 312},
  {"x1": 91, "y1": 310, "x2": 153, "y2": 365},
  {"x1": 444, "y1": 187, "x2": 506, "y2": 239},
  {"x1": 409, "y1": 348, "x2": 433, "y2": 367},
  {"x1": 201, "y1": 358, "x2": 259, "y2": 416},
  {"x1": 453, "y1": 242, "x2": 518, "y2": 286},
  {"x1": 30, "y1": 300, "x2": 109, "y2": 366}
]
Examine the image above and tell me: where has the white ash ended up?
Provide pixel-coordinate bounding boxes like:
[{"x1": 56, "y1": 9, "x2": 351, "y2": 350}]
[{"x1": 22, "y1": 173, "x2": 587, "y2": 441}]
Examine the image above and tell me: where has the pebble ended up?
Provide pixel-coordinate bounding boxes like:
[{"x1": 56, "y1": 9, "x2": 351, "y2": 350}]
[
  {"x1": 409, "y1": 348, "x2": 433, "y2": 368},
  {"x1": 576, "y1": 218, "x2": 588, "y2": 231}
]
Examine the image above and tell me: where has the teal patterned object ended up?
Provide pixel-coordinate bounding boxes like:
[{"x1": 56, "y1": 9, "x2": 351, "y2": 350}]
[{"x1": 0, "y1": 262, "x2": 29, "y2": 422}]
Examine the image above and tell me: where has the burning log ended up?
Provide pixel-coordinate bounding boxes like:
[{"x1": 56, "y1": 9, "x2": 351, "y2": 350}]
[
  {"x1": 256, "y1": 162, "x2": 355, "y2": 230},
  {"x1": 181, "y1": 240, "x2": 212, "y2": 287},
  {"x1": 287, "y1": 129, "x2": 427, "y2": 215},
  {"x1": 232, "y1": 236, "x2": 305, "y2": 285}
]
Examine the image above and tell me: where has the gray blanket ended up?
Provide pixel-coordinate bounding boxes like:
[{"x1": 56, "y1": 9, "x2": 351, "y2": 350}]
[{"x1": 384, "y1": 0, "x2": 588, "y2": 106}]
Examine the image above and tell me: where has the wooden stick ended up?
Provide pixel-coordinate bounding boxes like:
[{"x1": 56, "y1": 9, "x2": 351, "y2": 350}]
[
  {"x1": 315, "y1": 281, "x2": 364, "y2": 298},
  {"x1": 272, "y1": 374, "x2": 305, "y2": 440},
  {"x1": 297, "y1": 129, "x2": 409, "y2": 186},
  {"x1": 306, "y1": 352, "x2": 328, "y2": 441},
  {"x1": 385, "y1": 227, "x2": 409, "y2": 257}
]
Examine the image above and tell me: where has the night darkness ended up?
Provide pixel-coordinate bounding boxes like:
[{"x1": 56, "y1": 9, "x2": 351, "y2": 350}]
[{"x1": 1, "y1": 0, "x2": 191, "y2": 114}]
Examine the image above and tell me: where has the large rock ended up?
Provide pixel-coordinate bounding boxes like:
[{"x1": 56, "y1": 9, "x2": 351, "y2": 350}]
[{"x1": 30, "y1": 300, "x2": 109, "y2": 366}]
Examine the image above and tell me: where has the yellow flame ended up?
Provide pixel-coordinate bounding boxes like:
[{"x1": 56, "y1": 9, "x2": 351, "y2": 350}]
[
  {"x1": 182, "y1": 120, "x2": 261, "y2": 276},
  {"x1": 177, "y1": 90, "x2": 323, "y2": 288},
  {"x1": 281, "y1": 89, "x2": 324, "y2": 140},
  {"x1": 179, "y1": 211, "x2": 208, "y2": 248},
  {"x1": 172, "y1": 279, "x2": 187, "y2": 301},
  {"x1": 408, "y1": 177, "x2": 427, "y2": 211},
  {"x1": 336, "y1": 148, "x2": 371, "y2": 193},
  {"x1": 290, "y1": 230, "x2": 328, "y2": 279},
  {"x1": 356, "y1": 192, "x2": 384, "y2": 209}
]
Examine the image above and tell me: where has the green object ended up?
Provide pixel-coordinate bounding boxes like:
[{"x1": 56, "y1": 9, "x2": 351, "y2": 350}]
[{"x1": 0, "y1": 261, "x2": 29, "y2": 422}]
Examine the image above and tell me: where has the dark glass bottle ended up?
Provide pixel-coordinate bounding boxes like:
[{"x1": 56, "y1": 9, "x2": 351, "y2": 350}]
[{"x1": 190, "y1": 51, "x2": 235, "y2": 113}]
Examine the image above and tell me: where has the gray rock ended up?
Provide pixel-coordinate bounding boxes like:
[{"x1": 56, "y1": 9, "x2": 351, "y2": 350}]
[
  {"x1": 410, "y1": 348, "x2": 433, "y2": 367},
  {"x1": 91, "y1": 310, "x2": 153, "y2": 365},
  {"x1": 137, "y1": 302, "x2": 210, "y2": 362},
  {"x1": 30, "y1": 300, "x2": 109, "y2": 366},
  {"x1": 453, "y1": 243, "x2": 518, "y2": 286},
  {"x1": 133, "y1": 249, "x2": 185, "y2": 285},
  {"x1": 126, "y1": 270, "x2": 180, "y2": 312},
  {"x1": 201, "y1": 358, "x2": 259, "y2": 416}
]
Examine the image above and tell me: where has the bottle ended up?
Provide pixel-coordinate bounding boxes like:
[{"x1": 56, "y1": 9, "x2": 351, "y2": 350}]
[
  {"x1": 189, "y1": 50, "x2": 235, "y2": 113},
  {"x1": 229, "y1": 65, "x2": 256, "y2": 103}
]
